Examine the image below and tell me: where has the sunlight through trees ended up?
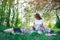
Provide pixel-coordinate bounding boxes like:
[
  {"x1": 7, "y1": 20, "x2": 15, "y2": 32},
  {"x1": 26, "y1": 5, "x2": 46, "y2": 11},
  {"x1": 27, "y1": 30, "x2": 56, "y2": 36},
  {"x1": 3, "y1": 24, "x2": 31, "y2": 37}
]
[{"x1": 0, "y1": 0, "x2": 60, "y2": 28}]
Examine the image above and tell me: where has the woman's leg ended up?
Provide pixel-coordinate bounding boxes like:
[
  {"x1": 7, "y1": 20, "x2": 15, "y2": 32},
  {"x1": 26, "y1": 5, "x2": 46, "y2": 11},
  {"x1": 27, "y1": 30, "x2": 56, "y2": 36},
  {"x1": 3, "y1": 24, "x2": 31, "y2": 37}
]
[{"x1": 4, "y1": 28, "x2": 14, "y2": 33}]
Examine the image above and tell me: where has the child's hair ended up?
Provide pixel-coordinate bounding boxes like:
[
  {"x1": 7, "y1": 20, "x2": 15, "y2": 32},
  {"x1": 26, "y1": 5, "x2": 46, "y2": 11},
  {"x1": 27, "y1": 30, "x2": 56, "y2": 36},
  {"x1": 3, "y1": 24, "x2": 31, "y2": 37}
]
[{"x1": 35, "y1": 13, "x2": 42, "y2": 20}]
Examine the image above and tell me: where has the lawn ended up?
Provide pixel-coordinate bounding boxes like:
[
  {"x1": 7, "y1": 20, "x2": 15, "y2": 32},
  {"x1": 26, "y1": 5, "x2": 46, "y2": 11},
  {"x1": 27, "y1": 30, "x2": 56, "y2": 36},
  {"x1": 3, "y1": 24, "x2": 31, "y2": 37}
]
[{"x1": 0, "y1": 26, "x2": 60, "y2": 40}]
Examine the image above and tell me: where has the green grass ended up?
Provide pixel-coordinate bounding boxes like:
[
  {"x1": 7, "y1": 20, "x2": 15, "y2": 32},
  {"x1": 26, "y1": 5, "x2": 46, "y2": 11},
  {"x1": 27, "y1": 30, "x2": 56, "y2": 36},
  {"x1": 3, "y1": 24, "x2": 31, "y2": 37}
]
[
  {"x1": 0, "y1": 26, "x2": 60, "y2": 40},
  {"x1": 0, "y1": 32, "x2": 60, "y2": 40}
]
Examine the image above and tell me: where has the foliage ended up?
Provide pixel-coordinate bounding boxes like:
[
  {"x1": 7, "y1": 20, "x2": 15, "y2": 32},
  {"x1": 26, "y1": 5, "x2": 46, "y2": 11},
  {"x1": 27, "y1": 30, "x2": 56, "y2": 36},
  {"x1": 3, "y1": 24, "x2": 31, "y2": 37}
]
[
  {"x1": 0, "y1": 0, "x2": 60, "y2": 28},
  {"x1": 55, "y1": 20, "x2": 60, "y2": 28},
  {"x1": 47, "y1": 23, "x2": 52, "y2": 28}
]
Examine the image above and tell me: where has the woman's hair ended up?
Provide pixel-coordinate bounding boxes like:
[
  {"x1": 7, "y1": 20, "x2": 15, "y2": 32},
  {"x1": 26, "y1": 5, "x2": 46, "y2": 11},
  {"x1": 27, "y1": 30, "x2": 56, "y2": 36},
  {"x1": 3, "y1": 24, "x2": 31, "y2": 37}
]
[{"x1": 35, "y1": 13, "x2": 42, "y2": 20}]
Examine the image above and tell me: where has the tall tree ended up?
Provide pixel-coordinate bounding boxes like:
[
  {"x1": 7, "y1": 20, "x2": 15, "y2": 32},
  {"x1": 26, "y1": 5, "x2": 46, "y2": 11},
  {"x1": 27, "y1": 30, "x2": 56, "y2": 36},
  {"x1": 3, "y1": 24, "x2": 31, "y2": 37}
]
[{"x1": 15, "y1": 0, "x2": 19, "y2": 27}]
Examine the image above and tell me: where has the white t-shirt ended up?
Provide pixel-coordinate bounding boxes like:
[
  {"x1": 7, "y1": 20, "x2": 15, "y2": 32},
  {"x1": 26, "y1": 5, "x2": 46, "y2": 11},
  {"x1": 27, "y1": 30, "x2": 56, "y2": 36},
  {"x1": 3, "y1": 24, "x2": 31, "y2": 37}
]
[{"x1": 34, "y1": 19, "x2": 44, "y2": 30}]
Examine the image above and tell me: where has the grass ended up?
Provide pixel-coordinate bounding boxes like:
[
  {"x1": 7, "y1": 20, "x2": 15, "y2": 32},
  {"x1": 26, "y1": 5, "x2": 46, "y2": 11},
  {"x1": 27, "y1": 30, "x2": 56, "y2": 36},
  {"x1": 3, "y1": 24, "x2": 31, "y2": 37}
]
[
  {"x1": 0, "y1": 26, "x2": 60, "y2": 40},
  {"x1": 0, "y1": 32, "x2": 60, "y2": 40}
]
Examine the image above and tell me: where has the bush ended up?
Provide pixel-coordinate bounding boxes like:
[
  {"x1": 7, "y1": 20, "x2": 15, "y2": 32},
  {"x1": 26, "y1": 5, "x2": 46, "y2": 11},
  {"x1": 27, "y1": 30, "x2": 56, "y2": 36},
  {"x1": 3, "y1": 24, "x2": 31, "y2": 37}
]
[
  {"x1": 56, "y1": 31, "x2": 60, "y2": 34},
  {"x1": 47, "y1": 23, "x2": 52, "y2": 28},
  {"x1": 55, "y1": 20, "x2": 60, "y2": 28}
]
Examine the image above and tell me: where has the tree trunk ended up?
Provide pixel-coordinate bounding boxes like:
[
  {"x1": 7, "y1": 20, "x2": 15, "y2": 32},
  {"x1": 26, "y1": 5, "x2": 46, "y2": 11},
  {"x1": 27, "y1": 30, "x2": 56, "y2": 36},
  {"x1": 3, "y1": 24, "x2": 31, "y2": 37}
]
[
  {"x1": 56, "y1": 10, "x2": 60, "y2": 20},
  {"x1": 6, "y1": 7, "x2": 10, "y2": 27},
  {"x1": 15, "y1": 0, "x2": 19, "y2": 27},
  {"x1": 11, "y1": 8, "x2": 15, "y2": 27}
]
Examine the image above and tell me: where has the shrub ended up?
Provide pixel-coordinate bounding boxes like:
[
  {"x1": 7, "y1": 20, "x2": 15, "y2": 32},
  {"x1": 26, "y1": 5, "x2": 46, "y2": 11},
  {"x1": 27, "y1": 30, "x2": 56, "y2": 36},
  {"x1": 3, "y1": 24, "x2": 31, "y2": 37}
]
[{"x1": 55, "y1": 20, "x2": 60, "y2": 28}]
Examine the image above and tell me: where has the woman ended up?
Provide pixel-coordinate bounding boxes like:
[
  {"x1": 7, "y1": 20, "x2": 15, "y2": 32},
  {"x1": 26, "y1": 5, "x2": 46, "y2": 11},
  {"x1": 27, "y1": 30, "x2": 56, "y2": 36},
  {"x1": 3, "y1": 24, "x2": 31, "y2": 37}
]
[
  {"x1": 2, "y1": 27, "x2": 35, "y2": 34},
  {"x1": 34, "y1": 13, "x2": 56, "y2": 35},
  {"x1": 3, "y1": 27, "x2": 29, "y2": 34},
  {"x1": 34, "y1": 13, "x2": 44, "y2": 34}
]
